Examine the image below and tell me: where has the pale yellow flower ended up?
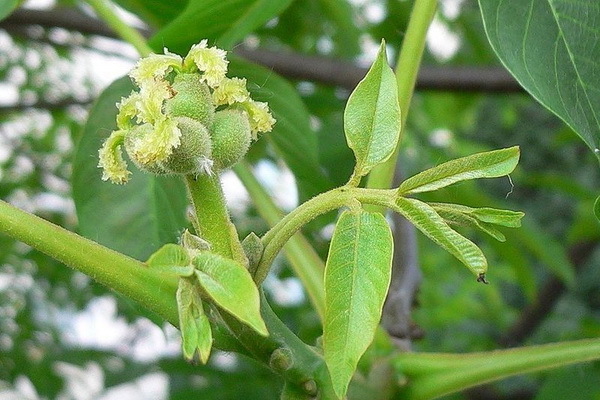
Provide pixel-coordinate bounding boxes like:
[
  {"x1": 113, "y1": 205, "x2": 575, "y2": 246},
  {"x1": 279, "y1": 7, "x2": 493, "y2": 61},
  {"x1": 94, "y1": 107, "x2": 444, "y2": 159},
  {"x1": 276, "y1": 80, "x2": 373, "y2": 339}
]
[
  {"x1": 130, "y1": 118, "x2": 181, "y2": 165},
  {"x1": 243, "y1": 100, "x2": 276, "y2": 138},
  {"x1": 184, "y1": 40, "x2": 228, "y2": 88},
  {"x1": 136, "y1": 79, "x2": 173, "y2": 124},
  {"x1": 116, "y1": 92, "x2": 140, "y2": 130},
  {"x1": 129, "y1": 49, "x2": 182, "y2": 87},
  {"x1": 212, "y1": 77, "x2": 250, "y2": 106},
  {"x1": 98, "y1": 130, "x2": 131, "y2": 184}
]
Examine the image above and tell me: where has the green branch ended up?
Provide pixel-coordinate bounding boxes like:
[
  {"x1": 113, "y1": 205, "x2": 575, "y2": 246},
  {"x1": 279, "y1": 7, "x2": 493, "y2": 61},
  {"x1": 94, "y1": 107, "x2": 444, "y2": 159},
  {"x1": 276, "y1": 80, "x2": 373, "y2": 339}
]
[
  {"x1": 0, "y1": 200, "x2": 178, "y2": 323},
  {"x1": 366, "y1": 0, "x2": 437, "y2": 191},
  {"x1": 256, "y1": 185, "x2": 396, "y2": 285},
  {"x1": 233, "y1": 162, "x2": 327, "y2": 320},
  {"x1": 395, "y1": 338, "x2": 600, "y2": 400}
]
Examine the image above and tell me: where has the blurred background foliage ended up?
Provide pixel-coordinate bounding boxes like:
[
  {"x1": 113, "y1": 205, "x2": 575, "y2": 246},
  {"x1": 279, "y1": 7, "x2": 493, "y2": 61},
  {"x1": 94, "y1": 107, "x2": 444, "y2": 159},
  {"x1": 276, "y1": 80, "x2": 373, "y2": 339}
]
[{"x1": 0, "y1": 0, "x2": 599, "y2": 399}]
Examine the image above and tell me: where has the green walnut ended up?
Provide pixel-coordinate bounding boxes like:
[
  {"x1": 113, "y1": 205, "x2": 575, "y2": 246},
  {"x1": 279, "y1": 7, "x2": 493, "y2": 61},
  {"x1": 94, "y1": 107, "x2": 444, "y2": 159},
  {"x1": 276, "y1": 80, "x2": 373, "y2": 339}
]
[
  {"x1": 162, "y1": 116, "x2": 212, "y2": 174},
  {"x1": 165, "y1": 73, "x2": 215, "y2": 127},
  {"x1": 210, "y1": 109, "x2": 252, "y2": 170}
]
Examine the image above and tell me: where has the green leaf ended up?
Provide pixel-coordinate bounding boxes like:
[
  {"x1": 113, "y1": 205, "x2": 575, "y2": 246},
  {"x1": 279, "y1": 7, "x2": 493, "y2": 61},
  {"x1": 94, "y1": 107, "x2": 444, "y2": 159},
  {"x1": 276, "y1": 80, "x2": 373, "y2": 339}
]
[
  {"x1": 72, "y1": 76, "x2": 188, "y2": 260},
  {"x1": 344, "y1": 40, "x2": 401, "y2": 178},
  {"x1": 432, "y1": 205, "x2": 507, "y2": 242},
  {"x1": 177, "y1": 277, "x2": 213, "y2": 363},
  {"x1": 150, "y1": 0, "x2": 294, "y2": 53},
  {"x1": 595, "y1": 195, "x2": 600, "y2": 222},
  {"x1": 193, "y1": 252, "x2": 268, "y2": 336},
  {"x1": 324, "y1": 209, "x2": 393, "y2": 398},
  {"x1": 229, "y1": 58, "x2": 332, "y2": 201},
  {"x1": 479, "y1": 0, "x2": 600, "y2": 155},
  {"x1": 0, "y1": 0, "x2": 19, "y2": 21},
  {"x1": 147, "y1": 243, "x2": 193, "y2": 276},
  {"x1": 112, "y1": 0, "x2": 187, "y2": 27},
  {"x1": 398, "y1": 147, "x2": 520, "y2": 195},
  {"x1": 392, "y1": 197, "x2": 488, "y2": 278},
  {"x1": 430, "y1": 203, "x2": 524, "y2": 229}
]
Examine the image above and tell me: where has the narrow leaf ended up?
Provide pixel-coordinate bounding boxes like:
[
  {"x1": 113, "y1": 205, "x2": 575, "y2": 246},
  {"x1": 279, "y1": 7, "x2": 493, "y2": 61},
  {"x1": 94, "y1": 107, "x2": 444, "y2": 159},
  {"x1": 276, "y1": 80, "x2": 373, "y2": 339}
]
[
  {"x1": 430, "y1": 203, "x2": 524, "y2": 228},
  {"x1": 193, "y1": 253, "x2": 268, "y2": 336},
  {"x1": 398, "y1": 147, "x2": 520, "y2": 195},
  {"x1": 433, "y1": 206, "x2": 507, "y2": 242},
  {"x1": 177, "y1": 277, "x2": 213, "y2": 363},
  {"x1": 393, "y1": 197, "x2": 488, "y2": 278},
  {"x1": 72, "y1": 77, "x2": 187, "y2": 260},
  {"x1": 595, "y1": 195, "x2": 600, "y2": 222},
  {"x1": 324, "y1": 209, "x2": 393, "y2": 398},
  {"x1": 147, "y1": 243, "x2": 193, "y2": 276},
  {"x1": 344, "y1": 40, "x2": 401, "y2": 178},
  {"x1": 479, "y1": 0, "x2": 600, "y2": 155}
]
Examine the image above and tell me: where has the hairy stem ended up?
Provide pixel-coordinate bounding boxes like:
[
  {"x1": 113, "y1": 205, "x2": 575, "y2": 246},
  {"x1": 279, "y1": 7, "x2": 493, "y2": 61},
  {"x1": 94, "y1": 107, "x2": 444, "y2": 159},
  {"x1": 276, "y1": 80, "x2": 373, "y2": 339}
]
[
  {"x1": 185, "y1": 175, "x2": 335, "y2": 397},
  {"x1": 0, "y1": 200, "x2": 178, "y2": 322},
  {"x1": 234, "y1": 162, "x2": 326, "y2": 320},
  {"x1": 256, "y1": 186, "x2": 396, "y2": 285},
  {"x1": 85, "y1": 0, "x2": 153, "y2": 57},
  {"x1": 366, "y1": 0, "x2": 437, "y2": 192},
  {"x1": 186, "y1": 174, "x2": 241, "y2": 260}
]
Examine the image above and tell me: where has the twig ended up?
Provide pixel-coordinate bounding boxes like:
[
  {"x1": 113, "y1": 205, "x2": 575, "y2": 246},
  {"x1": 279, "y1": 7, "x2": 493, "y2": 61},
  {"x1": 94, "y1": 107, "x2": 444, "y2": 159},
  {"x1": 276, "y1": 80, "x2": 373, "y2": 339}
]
[{"x1": 2, "y1": 8, "x2": 524, "y2": 92}]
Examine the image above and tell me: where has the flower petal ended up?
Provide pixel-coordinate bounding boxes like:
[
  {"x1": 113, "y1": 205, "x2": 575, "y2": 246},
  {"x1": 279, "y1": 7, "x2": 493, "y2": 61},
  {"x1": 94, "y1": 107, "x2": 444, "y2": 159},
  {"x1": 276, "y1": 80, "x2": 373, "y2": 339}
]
[
  {"x1": 184, "y1": 40, "x2": 228, "y2": 88},
  {"x1": 98, "y1": 130, "x2": 131, "y2": 184},
  {"x1": 212, "y1": 77, "x2": 250, "y2": 106}
]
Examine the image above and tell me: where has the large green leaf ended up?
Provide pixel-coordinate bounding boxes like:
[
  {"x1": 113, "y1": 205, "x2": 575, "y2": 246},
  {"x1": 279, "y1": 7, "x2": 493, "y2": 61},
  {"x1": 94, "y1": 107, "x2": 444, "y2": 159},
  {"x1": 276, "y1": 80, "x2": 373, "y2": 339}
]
[
  {"x1": 229, "y1": 58, "x2": 332, "y2": 201},
  {"x1": 112, "y1": 0, "x2": 187, "y2": 27},
  {"x1": 393, "y1": 197, "x2": 488, "y2": 279},
  {"x1": 323, "y1": 209, "x2": 393, "y2": 398},
  {"x1": 72, "y1": 77, "x2": 188, "y2": 261},
  {"x1": 150, "y1": 0, "x2": 294, "y2": 53},
  {"x1": 193, "y1": 252, "x2": 268, "y2": 336},
  {"x1": 344, "y1": 40, "x2": 401, "y2": 178},
  {"x1": 0, "y1": 0, "x2": 19, "y2": 21},
  {"x1": 479, "y1": 0, "x2": 600, "y2": 155},
  {"x1": 398, "y1": 147, "x2": 520, "y2": 195}
]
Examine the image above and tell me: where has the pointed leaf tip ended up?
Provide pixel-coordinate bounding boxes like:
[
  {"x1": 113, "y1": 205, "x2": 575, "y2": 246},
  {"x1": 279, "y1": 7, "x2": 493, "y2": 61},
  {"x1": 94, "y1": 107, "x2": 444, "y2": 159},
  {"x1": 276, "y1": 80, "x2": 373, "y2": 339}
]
[{"x1": 344, "y1": 40, "x2": 400, "y2": 178}]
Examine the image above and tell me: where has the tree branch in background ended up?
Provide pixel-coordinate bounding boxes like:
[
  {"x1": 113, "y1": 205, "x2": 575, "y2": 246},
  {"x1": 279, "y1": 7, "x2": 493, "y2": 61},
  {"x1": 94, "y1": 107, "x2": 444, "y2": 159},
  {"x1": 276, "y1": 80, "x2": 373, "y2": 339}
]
[
  {"x1": 0, "y1": 98, "x2": 94, "y2": 112},
  {"x1": 2, "y1": 8, "x2": 524, "y2": 93}
]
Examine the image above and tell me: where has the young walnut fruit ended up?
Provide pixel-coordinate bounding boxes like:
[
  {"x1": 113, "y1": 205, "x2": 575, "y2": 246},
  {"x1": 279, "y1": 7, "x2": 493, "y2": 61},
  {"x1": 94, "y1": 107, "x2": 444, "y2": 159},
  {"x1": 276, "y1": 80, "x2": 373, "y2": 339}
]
[{"x1": 98, "y1": 40, "x2": 275, "y2": 184}]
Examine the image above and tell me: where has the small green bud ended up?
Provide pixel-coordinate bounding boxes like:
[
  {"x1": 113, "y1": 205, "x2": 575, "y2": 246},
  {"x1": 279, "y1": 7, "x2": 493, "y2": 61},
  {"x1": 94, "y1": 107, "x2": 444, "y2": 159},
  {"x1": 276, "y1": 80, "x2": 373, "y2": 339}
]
[
  {"x1": 210, "y1": 109, "x2": 252, "y2": 170},
  {"x1": 165, "y1": 73, "x2": 215, "y2": 127},
  {"x1": 162, "y1": 116, "x2": 213, "y2": 174},
  {"x1": 242, "y1": 232, "x2": 263, "y2": 275}
]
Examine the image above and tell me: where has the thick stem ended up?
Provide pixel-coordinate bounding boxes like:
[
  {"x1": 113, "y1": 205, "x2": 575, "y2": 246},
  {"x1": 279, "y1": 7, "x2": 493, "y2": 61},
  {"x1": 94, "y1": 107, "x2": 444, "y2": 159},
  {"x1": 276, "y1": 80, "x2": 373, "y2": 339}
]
[
  {"x1": 0, "y1": 200, "x2": 179, "y2": 324},
  {"x1": 256, "y1": 186, "x2": 396, "y2": 285},
  {"x1": 184, "y1": 175, "x2": 335, "y2": 398},
  {"x1": 394, "y1": 338, "x2": 600, "y2": 400},
  {"x1": 366, "y1": 0, "x2": 437, "y2": 192},
  {"x1": 186, "y1": 174, "x2": 241, "y2": 260},
  {"x1": 233, "y1": 163, "x2": 327, "y2": 320},
  {"x1": 85, "y1": 0, "x2": 153, "y2": 57}
]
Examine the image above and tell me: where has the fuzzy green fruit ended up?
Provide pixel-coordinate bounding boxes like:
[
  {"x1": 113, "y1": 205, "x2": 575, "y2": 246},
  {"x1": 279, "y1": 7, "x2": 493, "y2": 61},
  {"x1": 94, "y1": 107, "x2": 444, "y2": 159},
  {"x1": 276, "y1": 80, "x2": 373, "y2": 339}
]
[
  {"x1": 124, "y1": 124, "x2": 169, "y2": 174},
  {"x1": 165, "y1": 73, "x2": 214, "y2": 127},
  {"x1": 210, "y1": 110, "x2": 252, "y2": 170},
  {"x1": 162, "y1": 116, "x2": 213, "y2": 174}
]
